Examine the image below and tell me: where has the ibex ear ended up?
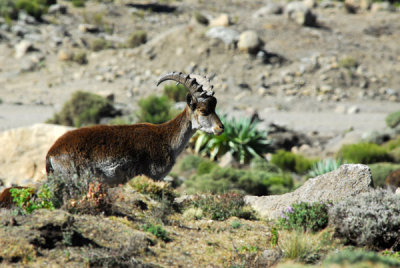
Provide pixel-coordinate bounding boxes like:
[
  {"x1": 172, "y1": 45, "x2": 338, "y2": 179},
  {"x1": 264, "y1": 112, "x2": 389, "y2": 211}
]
[{"x1": 186, "y1": 93, "x2": 197, "y2": 111}]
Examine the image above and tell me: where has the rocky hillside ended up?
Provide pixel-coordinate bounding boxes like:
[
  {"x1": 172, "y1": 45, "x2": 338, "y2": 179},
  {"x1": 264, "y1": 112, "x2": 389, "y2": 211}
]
[{"x1": 0, "y1": 0, "x2": 399, "y2": 139}]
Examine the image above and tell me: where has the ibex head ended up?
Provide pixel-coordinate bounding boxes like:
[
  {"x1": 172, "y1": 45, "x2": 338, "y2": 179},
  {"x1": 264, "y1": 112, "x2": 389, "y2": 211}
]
[{"x1": 157, "y1": 72, "x2": 224, "y2": 135}]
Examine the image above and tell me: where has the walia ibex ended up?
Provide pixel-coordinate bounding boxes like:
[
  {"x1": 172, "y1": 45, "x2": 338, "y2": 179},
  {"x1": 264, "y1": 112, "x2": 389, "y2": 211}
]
[{"x1": 45, "y1": 72, "x2": 224, "y2": 185}]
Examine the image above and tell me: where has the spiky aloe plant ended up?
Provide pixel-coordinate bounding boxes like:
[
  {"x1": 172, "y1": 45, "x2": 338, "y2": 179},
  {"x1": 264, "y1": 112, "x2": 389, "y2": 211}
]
[
  {"x1": 308, "y1": 158, "x2": 345, "y2": 178},
  {"x1": 192, "y1": 115, "x2": 273, "y2": 164}
]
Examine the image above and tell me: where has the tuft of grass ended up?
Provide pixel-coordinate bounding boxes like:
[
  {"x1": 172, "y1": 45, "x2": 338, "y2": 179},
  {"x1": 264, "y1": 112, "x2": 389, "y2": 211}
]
[
  {"x1": 270, "y1": 150, "x2": 314, "y2": 174},
  {"x1": 137, "y1": 94, "x2": 177, "y2": 124},
  {"x1": 184, "y1": 192, "x2": 256, "y2": 221},
  {"x1": 368, "y1": 162, "x2": 400, "y2": 188},
  {"x1": 338, "y1": 143, "x2": 392, "y2": 164},
  {"x1": 128, "y1": 176, "x2": 176, "y2": 203},
  {"x1": 126, "y1": 30, "x2": 147, "y2": 48},
  {"x1": 386, "y1": 110, "x2": 400, "y2": 129},
  {"x1": 72, "y1": 0, "x2": 85, "y2": 8},
  {"x1": 142, "y1": 223, "x2": 170, "y2": 242},
  {"x1": 72, "y1": 51, "x2": 88, "y2": 65},
  {"x1": 194, "y1": 11, "x2": 209, "y2": 25},
  {"x1": 163, "y1": 83, "x2": 187, "y2": 102},
  {"x1": 339, "y1": 56, "x2": 358, "y2": 69},
  {"x1": 90, "y1": 38, "x2": 113, "y2": 51},
  {"x1": 324, "y1": 249, "x2": 400, "y2": 267}
]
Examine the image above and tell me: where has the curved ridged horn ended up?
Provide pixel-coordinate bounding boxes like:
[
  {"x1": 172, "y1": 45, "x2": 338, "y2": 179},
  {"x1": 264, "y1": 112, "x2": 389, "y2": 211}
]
[{"x1": 157, "y1": 72, "x2": 214, "y2": 96}]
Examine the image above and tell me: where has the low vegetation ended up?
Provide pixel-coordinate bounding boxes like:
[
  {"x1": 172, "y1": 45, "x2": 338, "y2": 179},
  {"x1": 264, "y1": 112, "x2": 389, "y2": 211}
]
[
  {"x1": 47, "y1": 91, "x2": 120, "y2": 127},
  {"x1": 308, "y1": 158, "x2": 345, "y2": 178},
  {"x1": 386, "y1": 110, "x2": 400, "y2": 129},
  {"x1": 270, "y1": 150, "x2": 314, "y2": 174},
  {"x1": 163, "y1": 83, "x2": 187, "y2": 102},
  {"x1": 192, "y1": 115, "x2": 273, "y2": 164},
  {"x1": 338, "y1": 142, "x2": 392, "y2": 164},
  {"x1": 329, "y1": 188, "x2": 400, "y2": 250},
  {"x1": 0, "y1": 0, "x2": 56, "y2": 21},
  {"x1": 278, "y1": 201, "x2": 331, "y2": 233},
  {"x1": 137, "y1": 94, "x2": 177, "y2": 124},
  {"x1": 126, "y1": 30, "x2": 147, "y2": 48}
]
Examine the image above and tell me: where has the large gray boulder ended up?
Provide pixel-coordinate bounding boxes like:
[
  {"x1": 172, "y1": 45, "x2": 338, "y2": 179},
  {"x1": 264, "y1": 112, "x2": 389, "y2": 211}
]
[
  {"x1": 245, "y1": 164, "x2": 373, "y2": 219},
  {"x1": 0, "y1": 124, "x2": 73, "y2": 187}
]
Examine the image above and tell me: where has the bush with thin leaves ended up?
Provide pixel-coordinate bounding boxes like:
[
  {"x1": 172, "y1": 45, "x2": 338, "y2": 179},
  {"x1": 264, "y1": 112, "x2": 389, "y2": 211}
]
[
  {"x1": 278, "y1": 201, "x2": 331, "y2": 232},
  {"x1": 337, "y1": 142, "x2": 392, "y2": 164},
  {"x1": 47, "y1": 91, "x2": 120, "y2": 127},
  {"x1": 184, "y1": 192, "x2": 256, "y2": 221},
  {"x1": 308, "y1": 158, "x2": 345, "y2": 178},
  {"x1": 163, "y1": 83, "x2": 187, "y2": 102},
  {"x1": 192, "y1": 115, "x2": 273, "y2": 164},
  {"x1": 137, "y1": 94, "x2": 177, "y2": 124},
  {"x1": 324, "y1": 249, "x2": 400, "y2": 267},
  {"x1": 329, "y1": 188, "x2": 400, "y2": 250},
  {"x1": 386, "y1": 110, "x2": 400, "y2": 129},
  {"x1": 270, "y1": 150, "x2": 314, "y2": 174}
]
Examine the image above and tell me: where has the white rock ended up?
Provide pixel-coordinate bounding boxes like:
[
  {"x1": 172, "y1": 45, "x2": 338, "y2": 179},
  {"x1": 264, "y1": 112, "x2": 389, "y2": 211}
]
[
  {"x1": 238, "y1": 30, "x2": 263, "y2": 54},
  {"x1": 15, "y1": 40, "x2": 34, "y2": 58},
  {"x1": 0, "y1": 124, "x2": 73, "y2": 187},
  {"x1": 285, "y1": 2, "x2": 317, "y2": 26},
  {"x1": 205, "y1": 27, "x2": 240, "y2": 46},
  {"x1": 209, "y1": 13, "x2": 231, "y2": 27}
]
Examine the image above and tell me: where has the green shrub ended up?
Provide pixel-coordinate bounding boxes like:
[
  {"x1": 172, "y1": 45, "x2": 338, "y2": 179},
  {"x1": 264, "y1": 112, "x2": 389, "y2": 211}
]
[
  {"x1": 270, "y1": 150, "x2": 314, "y2": 174},
  {"x1": 10, "y1": 184, "x2": 54, "y2": 214},
  {"x1": 369, "y1": 163, "x2": 400, "y2": 188},
  {"x1": 47, "y1": 91, "x2": 120, "y2": 127},
  {"x1": 178, "y1": 154, "x2": 206, "y2": 172},
  {"x1": 0, "y1": 0, "x2": 56, "y2": 21},
  {"x1": 278, "y1": 201, "x2": 331, "y2": 232},
  {"x1": 128, "y1": 176, "x2": 175, "y2": 203},
  {"x1": 90, "y1": 38, "x2": 113, "y2": 51},
  {"x1": 339, "y1": 56, "x2": 357, "y2": 69},
  {"x1": 142, "y1": 223, "x2": 170, "y2": 242},
  {"x1": 72, "y1": 51, "x2": 88, "y2": 65},
  {"x1": 184, "y1": 166, "x2": 293, "y2": 196},
  {"x1": 385, "y1": 136, "x2": 400, "y2": 151},
  {"x1": 72, "y1": 0, "x2": 85, "y2": 8},
  {"x1": 194, "y1": 11, "x2": 209, "y2": 25},
  {"x1": 0, "y1": 0, "x2": 18, "y2": 20},
  {"x1": 250, "y1": 157, "x2": 281, "y2": 173},
  {"x1": 126, "y1": 30, "x2": 147, "y2": 48},
  {"x1": 197, "y1": 160, "x2": 217, "y2": 175},
  {"x1": 192, "y1": 115, "x2": 273, "y2": 164},
  {"x1": 163, "y1": 83, "x2": 187, "y2": 102},
  {"x1": 329, "y1": 188, "x2": 400, "y2": 250},
  {"x1": 324, "y1": 249, "x2": 400, "y2": 267},
  {"x1": 137, "y1": 94, "x2": 176, "y2": 124},
  {"x1": 185, "y1": 192, "x2": 256, "y2": 221},
  {"x1": 338, "y1": 143, "x2": 392, "y2": 164},
  {"x1": 386, "y1": 110, "x2": 400, "y2": 129},
  {"x1": 390, "y1": 147, "x2": 400, "y2": 163},
  {"x1": 308, "y1": 158, "x2": 345, "y2": 178}
]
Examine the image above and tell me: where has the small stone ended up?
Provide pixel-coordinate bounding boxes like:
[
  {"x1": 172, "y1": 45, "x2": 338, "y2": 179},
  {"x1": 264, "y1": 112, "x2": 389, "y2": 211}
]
[
  {"x1": 285, "y1": 2, "x2": 317, "y2": 26},
  {"x1": 347, "y1": 106, "x2": 360, "y2": 114},
  {"x1": 15, "y1": 40, "x2": 34, "y2": 58},
  {"x1": 79, "y1": 24, "x2": 100, "y2": 33},
  {"x1": 218, "y1": 152, "x2": 238, "y2": 168},
  {"x1": 58, "y1": 49, "x2": 73, "y2": 61},
  {"x1": 253, "y1": 3, "x2": 283, "y2": 17},
  {"x1": 371, "y1": 2, "x2": 394, "y2": 12},
  {"x1": 48, "y1": 4, "x2": 68, "y2": 14},
  {"x1": 238, "y1": 30, "x2": 263, "y2": 54},
  {"x1": 209, "y1": 13, "x2": 231, "y2": 27}
]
